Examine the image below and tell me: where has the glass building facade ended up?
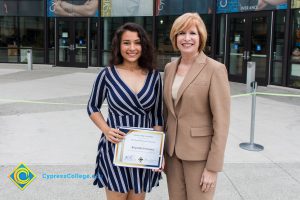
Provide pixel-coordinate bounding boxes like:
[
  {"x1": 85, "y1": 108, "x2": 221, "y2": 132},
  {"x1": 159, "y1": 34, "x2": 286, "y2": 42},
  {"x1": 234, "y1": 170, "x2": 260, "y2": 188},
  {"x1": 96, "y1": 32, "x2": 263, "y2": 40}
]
[{"x1": 0, "y1": 0, "x2": 300, "y2": 88}]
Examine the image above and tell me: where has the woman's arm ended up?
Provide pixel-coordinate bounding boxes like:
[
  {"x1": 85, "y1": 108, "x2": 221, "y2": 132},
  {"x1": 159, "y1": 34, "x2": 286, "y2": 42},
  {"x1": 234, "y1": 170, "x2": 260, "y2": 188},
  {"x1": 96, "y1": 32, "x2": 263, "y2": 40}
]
[
  {"x1": 61, "y1": 0, "x2": 98, "y2": 16},
  {"x1": 200, "y1": 64, "x2": 230, "y2": 192},
  {"x1": 89, "y1": 112, "x2": 125, "y2": 144},
  {"x1": 257, "y1": 0, "x2": 286, "y2": 10},
  {"x1": 206, "y1": 64, "x2": 231, "y2": 172},
  {"x1": 264, "y1": 0, "x2": 286, "y2": 5},
  {"x1": 87, "y1": 69, "x2": 124, "y2": 143},
  {"x1": 54, "y1": 0, "x2": 72, "y2": 16}
]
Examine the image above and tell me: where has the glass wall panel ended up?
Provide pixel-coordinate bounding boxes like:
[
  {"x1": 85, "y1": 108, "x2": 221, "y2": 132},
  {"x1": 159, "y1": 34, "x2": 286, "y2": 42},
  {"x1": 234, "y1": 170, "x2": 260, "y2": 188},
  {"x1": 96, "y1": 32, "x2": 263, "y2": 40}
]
[
  {"x1": 272, "y1": 61, "x2": 284, "y2": 84},
  {"x1": 0, "y1": 0, "x2": 44, "y2": 16},
  {"x1": 0, "y1": 16, "x2": 18, "y2": 62},
  {"x1": 19, "y1": 17, "x2": 44, "y2": 63},
  {"x1": 74, "y1": 20, "x2": 87, "y2": 63},
  {"x1": 0, "y1": 14, "x2": 44, "y2": 63},
  {"x1": 58, "y1": 20, "x2": 71, "y2": 63},
  {"x1": 215, "y1": 14, "x2": 226, "y2": 63},
  {"x1": 156, "y1": 15, "x2": 178, "y2": 69},
  {"x1": 202, "y1": 15, "x2": 213, "y2": 56},
  {"x1": 289, "y1": 9, "x2": 300, "y2": 88},
  {"x1": 90, "y1": 18, "x2": 98, "y2": 66},
  {"x1": 48, "y1": 18, "x2": 55, "y2": 64},
  {"x1": 228, "y1": 17, "x2": 245, "y2": 76},
  {"x1": 19, "y1": 0, "x2": 44, "y2": 16},
  {"x1": 19, "y1": 17, "x2": 44, "y2": 48},
  {"x1": 271, "y1": 11, "x2": 285, "y2": 85},
  {"x1": 251, "y1": 16, "x2": 268, "y2": 80},
  {"x1": 0, "y1": 0, "x2": 19, "y2": 16}
]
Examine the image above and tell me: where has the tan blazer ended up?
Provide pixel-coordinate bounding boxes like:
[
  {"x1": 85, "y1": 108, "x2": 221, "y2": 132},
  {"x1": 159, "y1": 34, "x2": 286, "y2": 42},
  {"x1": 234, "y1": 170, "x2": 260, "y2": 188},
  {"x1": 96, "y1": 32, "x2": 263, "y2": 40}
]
[{"x1": 163, "y1": 52, "x2": 230, "y2": 172}]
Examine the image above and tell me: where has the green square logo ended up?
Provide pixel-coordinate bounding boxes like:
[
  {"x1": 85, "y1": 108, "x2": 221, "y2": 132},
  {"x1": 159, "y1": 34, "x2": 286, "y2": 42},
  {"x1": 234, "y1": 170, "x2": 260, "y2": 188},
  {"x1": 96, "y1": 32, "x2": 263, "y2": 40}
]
[{"x1": 8, "y1": 163, "x2": 36, "y2": 190}]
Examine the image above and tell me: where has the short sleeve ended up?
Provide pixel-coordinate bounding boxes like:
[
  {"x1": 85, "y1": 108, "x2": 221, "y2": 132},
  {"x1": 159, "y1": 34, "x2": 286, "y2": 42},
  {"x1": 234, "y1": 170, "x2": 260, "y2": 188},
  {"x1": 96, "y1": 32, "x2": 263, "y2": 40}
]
[{"x1": 87, "y1": 68, "x2": 108, "y2": 116}]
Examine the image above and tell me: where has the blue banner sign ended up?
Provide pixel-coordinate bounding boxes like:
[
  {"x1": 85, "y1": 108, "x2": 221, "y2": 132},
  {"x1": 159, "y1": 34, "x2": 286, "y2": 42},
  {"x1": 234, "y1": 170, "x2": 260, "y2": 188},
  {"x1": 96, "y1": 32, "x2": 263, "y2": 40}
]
[
  {"x1": 47, "y1": 0, "x2": 99, "y2": 17},
  {"x1": 217, "y1": 0, "x2": 287, "y2": 13},
  {"x1": 156, "y1": 0, "x2": 213, "y2": 15}
]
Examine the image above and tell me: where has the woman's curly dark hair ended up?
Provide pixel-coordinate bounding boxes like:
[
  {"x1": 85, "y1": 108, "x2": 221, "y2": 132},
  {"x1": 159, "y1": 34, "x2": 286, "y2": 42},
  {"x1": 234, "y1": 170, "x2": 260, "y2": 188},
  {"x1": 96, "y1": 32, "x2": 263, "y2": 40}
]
[{"x1": 109, "y1": 22, "x2": 155, "y2": 71}]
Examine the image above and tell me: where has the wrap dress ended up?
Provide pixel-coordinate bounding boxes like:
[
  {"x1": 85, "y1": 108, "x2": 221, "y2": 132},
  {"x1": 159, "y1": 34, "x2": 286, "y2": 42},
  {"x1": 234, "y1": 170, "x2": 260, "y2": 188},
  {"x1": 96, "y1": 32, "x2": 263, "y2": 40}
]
[{"x1": 87, "y1": 66, "x2": 163, "y2": 193}]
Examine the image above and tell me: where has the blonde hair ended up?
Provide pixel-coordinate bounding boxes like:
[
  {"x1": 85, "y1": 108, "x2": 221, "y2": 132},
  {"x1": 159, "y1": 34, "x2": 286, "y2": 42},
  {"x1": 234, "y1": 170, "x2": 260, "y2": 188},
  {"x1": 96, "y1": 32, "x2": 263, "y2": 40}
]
[{"x1": 170, "y1": 13, "x2": 207, "y2": 52}]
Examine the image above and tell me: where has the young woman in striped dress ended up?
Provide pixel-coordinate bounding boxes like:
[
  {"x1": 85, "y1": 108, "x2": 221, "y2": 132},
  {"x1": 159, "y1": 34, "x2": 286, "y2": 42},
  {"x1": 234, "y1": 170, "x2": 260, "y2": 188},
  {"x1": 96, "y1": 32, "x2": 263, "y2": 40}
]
[{"x1": 87, "y1": 23, "x2": 164, "y2": 200}]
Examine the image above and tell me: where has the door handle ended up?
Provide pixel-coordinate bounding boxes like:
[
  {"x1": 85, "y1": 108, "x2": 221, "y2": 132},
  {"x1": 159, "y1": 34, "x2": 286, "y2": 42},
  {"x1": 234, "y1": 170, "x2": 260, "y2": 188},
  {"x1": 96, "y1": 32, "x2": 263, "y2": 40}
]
[
  {"x1": 242, "y1": 51, "x2": 247, "y2": 59},
  {"x1": 242, "y1": 51, "x2": 251, "y2": 60},
  {"x1": 246, "y1": 51, "x2": 250, "y2": 60},
  {"x1": 69, "y1": 44, "x2": 75, "y2": 50}
]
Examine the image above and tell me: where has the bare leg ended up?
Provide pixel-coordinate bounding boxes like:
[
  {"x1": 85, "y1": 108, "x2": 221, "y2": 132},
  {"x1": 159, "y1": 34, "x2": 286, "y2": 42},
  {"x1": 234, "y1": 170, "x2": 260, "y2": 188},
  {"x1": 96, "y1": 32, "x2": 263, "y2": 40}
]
[
  {"x1": 127, "y1": 190, "x2": 146, "y2": 200},
  {"x1": 105, "y1": 188, "x2": 128, "y2": 200}
]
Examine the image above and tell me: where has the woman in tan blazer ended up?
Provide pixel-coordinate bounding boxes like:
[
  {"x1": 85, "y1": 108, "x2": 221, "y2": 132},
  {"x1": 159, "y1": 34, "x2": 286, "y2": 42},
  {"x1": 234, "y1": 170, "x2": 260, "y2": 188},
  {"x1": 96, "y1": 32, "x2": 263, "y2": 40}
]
[{"x1": 163, "y1": 13, "x2": 231, "y2": 200}]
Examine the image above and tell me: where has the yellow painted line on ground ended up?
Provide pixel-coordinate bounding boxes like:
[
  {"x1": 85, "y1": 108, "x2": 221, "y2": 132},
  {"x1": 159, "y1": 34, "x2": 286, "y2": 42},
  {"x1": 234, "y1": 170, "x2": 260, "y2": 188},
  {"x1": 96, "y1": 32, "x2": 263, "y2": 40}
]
[
  {"x1": 231, "y1": 93, "x2": 252, "y2": 98},
  {"x1": 231, "y1": 92, "x2": 300, "y2": 98},
  {"x1": 0, "y1": 99, "x2": 108, "y2": 107},
  {"x1": 0, "y1": 92, "x2": 299, "y2": 106},
  {"x1": 256, "y1": 92, "x2": 300, "y2": 97}
]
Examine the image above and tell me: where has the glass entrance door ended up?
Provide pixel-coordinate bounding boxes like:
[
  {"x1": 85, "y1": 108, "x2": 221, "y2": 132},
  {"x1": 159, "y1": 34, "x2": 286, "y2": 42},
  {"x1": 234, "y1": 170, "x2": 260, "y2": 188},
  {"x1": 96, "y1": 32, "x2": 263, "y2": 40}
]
[
  {"x1": 56, "y1": 18, "x2": 88, "y2": 67},
  {"x1": 227, "y1": 12, "x2": 271, "y2": 85}
]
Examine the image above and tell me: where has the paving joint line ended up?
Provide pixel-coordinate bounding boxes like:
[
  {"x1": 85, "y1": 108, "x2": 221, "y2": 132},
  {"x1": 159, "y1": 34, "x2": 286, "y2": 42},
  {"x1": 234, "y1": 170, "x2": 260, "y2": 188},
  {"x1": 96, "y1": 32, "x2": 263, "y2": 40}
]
[
  {"x1": 255, "y1": 151, "x2": 300, "y2": 184},
  {"x1": 273, "y1": 162, "x2": 300, "y2": 184},
  {"x1": 223, "y1": 170, "x2": 245, "y2": 200}
]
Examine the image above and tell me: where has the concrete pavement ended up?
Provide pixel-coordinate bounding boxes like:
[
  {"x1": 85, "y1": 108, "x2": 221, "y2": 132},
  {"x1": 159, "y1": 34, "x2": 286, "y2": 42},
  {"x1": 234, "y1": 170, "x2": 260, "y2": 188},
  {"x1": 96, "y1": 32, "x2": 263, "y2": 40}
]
[{"x1": 0, "y1": 64, "x2": 300, "y2": 200}]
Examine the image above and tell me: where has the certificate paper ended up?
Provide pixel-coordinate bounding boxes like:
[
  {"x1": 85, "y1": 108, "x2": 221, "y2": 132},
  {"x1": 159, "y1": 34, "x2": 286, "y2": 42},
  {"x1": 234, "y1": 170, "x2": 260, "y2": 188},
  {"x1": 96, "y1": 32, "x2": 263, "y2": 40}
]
[{"x1": 113, "y1": 127, "x2": 165, "y2": 169}]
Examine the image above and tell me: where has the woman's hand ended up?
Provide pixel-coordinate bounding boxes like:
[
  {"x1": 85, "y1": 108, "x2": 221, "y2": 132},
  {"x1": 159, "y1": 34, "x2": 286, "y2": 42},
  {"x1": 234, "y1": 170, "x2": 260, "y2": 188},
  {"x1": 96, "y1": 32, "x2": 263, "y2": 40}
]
[
  {"x1": 152, "y1": 126, "x2": 164, "y2": 172},
  {"x1": 54, "y1": 0, "x2": 71, "y2": 16},
  {"x1": 152, "y1": 156, "x2": 165, "y2": 172},
  {"x1": 60, "y1": 1, "x2": 72, "y2": 13},
  {"x1": 200, "y1": 168, "x2": 217, "y2": 193},
  {"x1": 103, "y1": 128, "x2": 125, "y2": 144},
  {"x1": 256, "y1": 0, "x2": 268, "y2": 10}
]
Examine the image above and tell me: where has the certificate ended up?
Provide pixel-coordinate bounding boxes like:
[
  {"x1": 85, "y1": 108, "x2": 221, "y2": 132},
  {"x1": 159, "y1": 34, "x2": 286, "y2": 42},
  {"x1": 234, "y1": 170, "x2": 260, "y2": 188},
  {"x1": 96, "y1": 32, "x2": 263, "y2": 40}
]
[{"x1": 113, "y1": 127, "x2": 165, "y2": 169}]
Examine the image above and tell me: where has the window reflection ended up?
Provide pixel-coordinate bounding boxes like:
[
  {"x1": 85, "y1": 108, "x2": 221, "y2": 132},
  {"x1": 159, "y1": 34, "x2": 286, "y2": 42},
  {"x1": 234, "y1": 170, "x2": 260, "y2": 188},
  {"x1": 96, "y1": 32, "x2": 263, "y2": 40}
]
[
  {"x1": 20, "y1": 17, "x2": 44, "y2": 48},
  {"x1": 216, "y1": 14, "x2": 226, "y2": 63},
  {"x1": 290, "y1": 9, "x2": 300, "y2": 88},
  {"x1": 156, "y1": 16, "x2": 178, "y2": 70},
  {"x1": 0, "y1": 16, "x2": 45, "y2": 63},
  {"x1": 19, "y1": 17, "x2": 44, "y2": 63},
  {"x1": 0, "y1": 0, "x2": 43, "y2": 16},
  {"x1": 90, "y1": 18, "x2": 98, "y2": 66},
  {"x1": 156, "y1": 14, "x2": 212, "y2": 70},
  {"x1": 202, "y1": 15, "x2": 212, "y2": 56},
  {"x1": 0, "y1": 16, "x2": 18, "y2": 62},
  {"x1": 48, "y1": 18, "x2": 55, "y2": 64},
  {"x1": 291, "y1": 10, "x2": 300, "y2": 60},
  {"x1": 271, "y1": 11, "x2": 285, "y2": 85}
]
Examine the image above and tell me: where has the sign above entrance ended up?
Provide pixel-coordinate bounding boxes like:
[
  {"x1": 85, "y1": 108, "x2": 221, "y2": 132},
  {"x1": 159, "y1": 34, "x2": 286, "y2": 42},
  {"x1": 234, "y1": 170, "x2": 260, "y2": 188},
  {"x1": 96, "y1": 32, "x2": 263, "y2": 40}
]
[
  {"x1": 101, "y1": 0, "x2": 153, "y2": 17},
  {"x1": 47, "y1": 0, "x2": 99, "y2": 17},
  {"x1": 156, "y1": 0, "x2": 212, "y2": 15},
  {"x1": 217, "y1": 0, "x2": 287, "y2": 13},
  {"x1": 292, "y1": 0, "x2": 300, "y2": 8}
]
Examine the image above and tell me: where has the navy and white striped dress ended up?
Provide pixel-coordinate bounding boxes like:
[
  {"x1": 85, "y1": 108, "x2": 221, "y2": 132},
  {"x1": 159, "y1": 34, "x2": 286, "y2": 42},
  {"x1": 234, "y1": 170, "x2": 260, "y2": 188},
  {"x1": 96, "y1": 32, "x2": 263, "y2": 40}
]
[{"x1": 87, "y1": 66, "x2": 163, "y2": 193}]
